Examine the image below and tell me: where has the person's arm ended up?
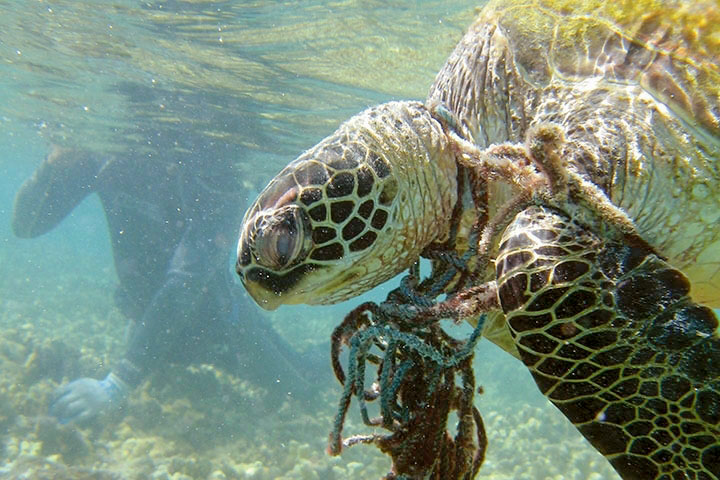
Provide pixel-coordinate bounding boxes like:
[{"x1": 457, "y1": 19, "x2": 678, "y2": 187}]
[
  {"x1": 48, "y1": 225, "x2": 205, "y2": 424},
  {"x1": 119, "y1": 222, "x2": 213, "y2": 376}
]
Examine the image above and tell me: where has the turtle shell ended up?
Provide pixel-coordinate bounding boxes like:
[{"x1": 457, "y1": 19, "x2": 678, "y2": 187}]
[
  {"x1": 428, "y1": 0, "x2": 720, "y2": 307},
  {"x1": 483, "y1": 0, "x2": 720, "y2": 137}
]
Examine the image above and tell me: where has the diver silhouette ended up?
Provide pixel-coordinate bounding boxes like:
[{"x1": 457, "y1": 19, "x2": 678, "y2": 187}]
[{"x1": 12, "y1": 128, "x2": 326, "y2": 424}]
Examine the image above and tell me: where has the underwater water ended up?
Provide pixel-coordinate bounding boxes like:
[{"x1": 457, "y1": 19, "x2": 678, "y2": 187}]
[{"x1": 0, "y1": 1, "x2": 632, "y2": 479}]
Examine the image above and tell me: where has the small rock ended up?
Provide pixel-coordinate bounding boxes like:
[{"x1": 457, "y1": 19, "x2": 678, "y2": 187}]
[{"x1": 209, "y1": 470, "x2": 227, "y2": 480}]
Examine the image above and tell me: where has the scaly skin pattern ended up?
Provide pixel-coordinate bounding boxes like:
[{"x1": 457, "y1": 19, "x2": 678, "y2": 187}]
[
  {"x1": 428, "y1": 0, "x2": 720, "y2": 306},
  {"x1": 236, "y1": 101, "x2": 458, "y2": 308},
  {"x1": 496, "y1": 205, "x2": 720, "y2": 479}
]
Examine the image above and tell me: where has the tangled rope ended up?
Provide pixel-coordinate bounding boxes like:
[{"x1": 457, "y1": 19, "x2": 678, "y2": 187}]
[
  {"x1": 327, "y1": 255, "x2": 493, "y2": 479},
  {"x1": 325, "y1": 122, "x2": 501, "y2": 478}
]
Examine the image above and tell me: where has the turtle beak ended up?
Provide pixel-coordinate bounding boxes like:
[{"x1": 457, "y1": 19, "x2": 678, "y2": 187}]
[
  {"x1": 235, "y1": 259, "x2": 284, "y2": 311},
  {"x1": 242, "y1": 279, "x2": 284, "y2": 311}
]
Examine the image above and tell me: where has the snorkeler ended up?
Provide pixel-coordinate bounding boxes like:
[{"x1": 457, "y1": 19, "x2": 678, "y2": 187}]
[{"x1": 11, "y1": 139, "x2": 326, "y2": 424}]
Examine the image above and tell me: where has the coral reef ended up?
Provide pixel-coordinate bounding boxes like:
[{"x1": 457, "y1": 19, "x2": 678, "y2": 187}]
[{"x1": 0, "y1": 259, "x2": 620, "y2": 479}]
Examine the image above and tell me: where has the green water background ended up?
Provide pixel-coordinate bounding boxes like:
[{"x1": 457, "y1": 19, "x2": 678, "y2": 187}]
[{"x1": 0, "y1": 1, "x2": 620, "y2": 478}]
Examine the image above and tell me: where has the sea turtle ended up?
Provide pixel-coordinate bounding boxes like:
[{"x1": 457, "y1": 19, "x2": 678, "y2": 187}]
[{"x1": 236, "y1": 1, "x2": 720, "y2": 478}]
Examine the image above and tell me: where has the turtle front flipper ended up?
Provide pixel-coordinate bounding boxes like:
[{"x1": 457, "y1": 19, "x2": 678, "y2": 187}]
[{"x1": 495, "y1": 205, "x2": 720, "y2": 480}]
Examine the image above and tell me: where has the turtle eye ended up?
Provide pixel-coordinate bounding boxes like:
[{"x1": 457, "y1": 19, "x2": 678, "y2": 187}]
[
  {"x1": 273, "y1": 231, "x2": 293, "y2": 266},
  {"x1": 252, "y1": 206, "x2": 309, "y2": 270}
]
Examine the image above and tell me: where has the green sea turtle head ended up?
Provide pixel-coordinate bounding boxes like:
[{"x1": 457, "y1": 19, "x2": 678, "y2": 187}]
[{"x1": 236, "y1": 101, "x2": 458, "y2": 310}]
